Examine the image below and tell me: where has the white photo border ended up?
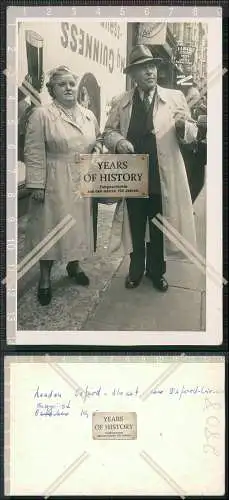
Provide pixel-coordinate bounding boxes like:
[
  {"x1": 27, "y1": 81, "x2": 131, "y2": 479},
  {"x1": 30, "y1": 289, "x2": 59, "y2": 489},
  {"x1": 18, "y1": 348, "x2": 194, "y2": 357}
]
[{"x1": 6, "y1": 6, "x2": 224, "y2": 345}]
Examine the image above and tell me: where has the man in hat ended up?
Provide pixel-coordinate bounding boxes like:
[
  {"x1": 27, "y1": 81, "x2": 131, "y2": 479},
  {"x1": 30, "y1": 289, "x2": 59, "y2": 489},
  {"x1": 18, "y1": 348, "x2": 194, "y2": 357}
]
[{"x1": 103, "y1": 45, "x2": 198, "y2": 291}]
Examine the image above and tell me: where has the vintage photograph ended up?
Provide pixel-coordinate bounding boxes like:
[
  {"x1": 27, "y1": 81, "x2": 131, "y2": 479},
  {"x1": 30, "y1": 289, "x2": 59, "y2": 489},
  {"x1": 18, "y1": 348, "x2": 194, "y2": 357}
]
[
  {"x1": 4, "y1": 354, "x2": 225, "y2": 496},
  {"x1": 16, "y1": 19, "x2": 208, "y2": 334}
]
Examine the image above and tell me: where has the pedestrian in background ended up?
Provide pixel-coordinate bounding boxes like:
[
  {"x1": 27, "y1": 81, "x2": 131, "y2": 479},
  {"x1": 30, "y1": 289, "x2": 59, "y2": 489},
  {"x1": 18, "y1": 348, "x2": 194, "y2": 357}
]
[
  {"x1": 180, "y1": 82, "x2": 207, "y2": 202},
  {"x1": 18, "y1": 71, "x2": 45, "y2": 163},
  {"x1": 185, "y1": 83, "x2": 201, "y2": 119},
  {"x1": 103, "y1": 45, "x2": 198, "y2": 292},
  {"x1": 24, "y1": 65, "x2": 103, "y2": 305}
]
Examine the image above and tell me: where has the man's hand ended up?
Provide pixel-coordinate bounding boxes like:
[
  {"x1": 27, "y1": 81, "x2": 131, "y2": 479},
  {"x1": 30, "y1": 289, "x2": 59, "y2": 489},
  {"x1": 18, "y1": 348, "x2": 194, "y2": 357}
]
[
  {"x1": 175, "y1": 118, "x2": 186, "y2": 138},
  {"x1": 31, "y1": 189, "x2": 45, "y2": 202},
  {"x1": 116, "y1": 139, "x2": 134, "y2": 154}
]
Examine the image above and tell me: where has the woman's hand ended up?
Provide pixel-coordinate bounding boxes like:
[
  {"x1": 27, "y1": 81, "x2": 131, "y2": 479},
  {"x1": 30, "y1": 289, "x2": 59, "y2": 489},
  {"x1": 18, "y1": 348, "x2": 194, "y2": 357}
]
[
  {"x1": 31, "y1": 189, "x2": 45, "y2": 202},
  {"x1": 92, "y1": 143, "x2": 103, "y2": 154}
]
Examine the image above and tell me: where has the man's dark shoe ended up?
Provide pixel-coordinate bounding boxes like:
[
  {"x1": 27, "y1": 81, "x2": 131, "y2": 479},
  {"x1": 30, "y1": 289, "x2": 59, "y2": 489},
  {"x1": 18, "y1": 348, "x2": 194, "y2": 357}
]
[
  {"x1": 66, "y1": 263, "x2": 90, "y2": 286},
  {"x1": 125, "y1": 275, "x2": 142, "y2": 289},
  {"x1": 145, "y1": 272, "x2": 168, "y2": 292}
]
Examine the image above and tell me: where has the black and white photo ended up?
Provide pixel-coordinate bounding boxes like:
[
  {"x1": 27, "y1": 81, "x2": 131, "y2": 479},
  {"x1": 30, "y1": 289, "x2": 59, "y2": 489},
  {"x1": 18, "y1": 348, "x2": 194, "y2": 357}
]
[{"x1": 9, "y1": 10, "x2": 222, "y2": 343}]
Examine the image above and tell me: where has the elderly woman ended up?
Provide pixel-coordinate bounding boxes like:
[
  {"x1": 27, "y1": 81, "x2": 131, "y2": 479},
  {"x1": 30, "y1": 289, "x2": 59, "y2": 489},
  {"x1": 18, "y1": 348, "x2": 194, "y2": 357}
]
[{"x1": 24, "y1": 66, "x2": 103, "y2": 305}]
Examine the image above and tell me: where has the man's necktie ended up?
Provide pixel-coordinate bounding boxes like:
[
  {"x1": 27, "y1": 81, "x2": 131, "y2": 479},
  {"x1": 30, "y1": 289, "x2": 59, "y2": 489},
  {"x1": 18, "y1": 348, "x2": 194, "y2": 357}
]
[{"x1": 143, "y1": 91, "x2": 152, "y2": 112}]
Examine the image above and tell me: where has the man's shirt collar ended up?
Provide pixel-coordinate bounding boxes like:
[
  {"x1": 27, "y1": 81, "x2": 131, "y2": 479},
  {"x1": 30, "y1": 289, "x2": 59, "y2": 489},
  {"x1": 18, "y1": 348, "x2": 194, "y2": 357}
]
[{"x1": 138, "y1": 87, "x2": 156, "y2": 103}]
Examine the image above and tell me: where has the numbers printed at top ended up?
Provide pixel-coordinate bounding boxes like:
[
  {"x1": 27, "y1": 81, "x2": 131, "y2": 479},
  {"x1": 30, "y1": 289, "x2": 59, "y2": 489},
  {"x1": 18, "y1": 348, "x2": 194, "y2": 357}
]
[
  {"x1": 7, "y1": 313, "x2": 16, "y2": 322},
  {"x1": 193, "y1": 7, "x2": 198, "y2": 17},
  {"x1": 46, "y1": 7, "x2": 52, "y2": 16}
]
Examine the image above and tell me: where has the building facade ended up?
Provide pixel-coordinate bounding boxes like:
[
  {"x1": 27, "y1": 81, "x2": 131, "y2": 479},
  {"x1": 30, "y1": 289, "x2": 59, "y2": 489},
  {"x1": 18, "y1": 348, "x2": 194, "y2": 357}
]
[
  {"x1": 127, "y1": 22, "x2": 194, "y2": 90},
  {"x1": 169, "y1": 22, "x2": 207, "y2": 89},
  {"x1": 134, "y1": 22, "x2": 178, "y2": 88}
]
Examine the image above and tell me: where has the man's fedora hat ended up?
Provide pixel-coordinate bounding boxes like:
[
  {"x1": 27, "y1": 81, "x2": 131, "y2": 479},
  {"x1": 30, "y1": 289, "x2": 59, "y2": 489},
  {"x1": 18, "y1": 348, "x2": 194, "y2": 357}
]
[{"x1": 123, "y1": 44, "x2": 162, "y2": 74}]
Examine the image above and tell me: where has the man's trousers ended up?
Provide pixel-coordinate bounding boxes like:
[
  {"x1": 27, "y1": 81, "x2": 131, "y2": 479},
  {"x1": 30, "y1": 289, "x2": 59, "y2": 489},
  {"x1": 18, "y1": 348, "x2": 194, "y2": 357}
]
[{"x1": 126, "y1": 195, "x2": 166, "y2": 282}]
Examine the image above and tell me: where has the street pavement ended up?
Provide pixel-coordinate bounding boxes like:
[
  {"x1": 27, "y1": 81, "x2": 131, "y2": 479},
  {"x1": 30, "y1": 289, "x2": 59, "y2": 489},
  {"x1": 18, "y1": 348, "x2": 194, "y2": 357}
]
[
  {"x1": 84, "y1": 187, "x2": 206, "y2": 331},
  {"x1": 17, "y1": 187, "x2": 206, "y2": 332}
]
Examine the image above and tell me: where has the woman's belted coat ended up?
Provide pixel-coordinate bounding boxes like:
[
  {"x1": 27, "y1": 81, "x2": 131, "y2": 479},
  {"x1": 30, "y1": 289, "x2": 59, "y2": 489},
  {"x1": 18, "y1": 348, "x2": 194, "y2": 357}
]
[{"x1": 24, "y1": 102, "x2": 101, "y2": 261}]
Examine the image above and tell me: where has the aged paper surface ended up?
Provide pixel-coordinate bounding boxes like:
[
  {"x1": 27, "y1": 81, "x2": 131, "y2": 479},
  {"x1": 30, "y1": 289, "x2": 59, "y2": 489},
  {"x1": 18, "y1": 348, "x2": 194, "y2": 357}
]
[
  {"x1": 5, "y1": 355, "x2": 225, "y2": 496},
  {"x1": 5, "y1": 6, "x2": 223, "y2": 344},
  {"x1": 92, "y1": 411, "x2": 137, "y2": 439}
]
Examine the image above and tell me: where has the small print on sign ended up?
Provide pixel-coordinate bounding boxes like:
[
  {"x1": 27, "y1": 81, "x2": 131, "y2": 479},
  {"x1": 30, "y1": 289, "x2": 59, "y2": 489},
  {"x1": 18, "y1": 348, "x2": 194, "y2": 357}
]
[
  {"x1": 80, "y1": 154, "x2": 148, "y2": 198},
  {"x1": 92, "y1": 412, "x2": 137, "y2": 440}
]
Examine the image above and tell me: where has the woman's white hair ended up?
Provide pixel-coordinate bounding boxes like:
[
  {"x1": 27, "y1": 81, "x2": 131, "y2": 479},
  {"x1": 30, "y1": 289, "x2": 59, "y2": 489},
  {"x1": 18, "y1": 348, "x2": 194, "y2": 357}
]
[{"x1": 46, "y1": 66, "x2": 78, "y2": 97}]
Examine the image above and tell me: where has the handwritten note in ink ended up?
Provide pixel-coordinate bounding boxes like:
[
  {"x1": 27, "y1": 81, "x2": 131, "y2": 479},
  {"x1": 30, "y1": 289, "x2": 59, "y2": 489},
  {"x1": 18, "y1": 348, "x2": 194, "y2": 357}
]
[{"x1": 34, "y1": 386, "x2": 71, "y2": 417}]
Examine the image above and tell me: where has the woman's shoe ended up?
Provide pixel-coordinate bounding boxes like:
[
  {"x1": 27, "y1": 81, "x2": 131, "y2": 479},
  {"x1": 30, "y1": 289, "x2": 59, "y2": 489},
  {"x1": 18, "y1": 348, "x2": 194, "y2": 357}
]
[
  {"x1": 66, "y1": 263, "x2": 90, "y2": 286},
  {"x1": 37, "y1": 284, "x2": 52, "y2": 306}
]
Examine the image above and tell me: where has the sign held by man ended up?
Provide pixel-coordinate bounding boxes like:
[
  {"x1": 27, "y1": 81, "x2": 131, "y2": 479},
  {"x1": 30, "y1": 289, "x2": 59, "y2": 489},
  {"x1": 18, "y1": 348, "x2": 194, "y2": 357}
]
[{"x1": 80, "y1": 154, "x2": 149, "y2": 198}]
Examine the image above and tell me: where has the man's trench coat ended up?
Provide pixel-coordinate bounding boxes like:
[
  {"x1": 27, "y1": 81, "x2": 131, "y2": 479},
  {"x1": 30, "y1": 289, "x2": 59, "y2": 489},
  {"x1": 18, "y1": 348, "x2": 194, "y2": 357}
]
[{"x1": 103, "y1": 85, "x2": 198, "y2": 261}]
